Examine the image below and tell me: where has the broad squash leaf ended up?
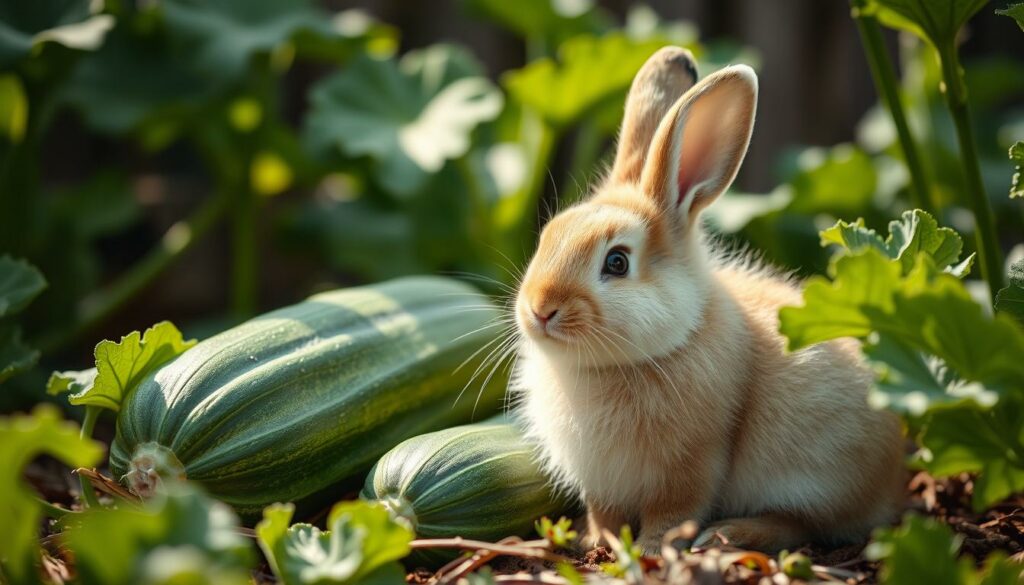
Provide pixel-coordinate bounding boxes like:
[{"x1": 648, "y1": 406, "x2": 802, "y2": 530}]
[
  {"x1": 780, "y1": 249, "x2": 1024, "y2": 388},
  {"x1": 257, "y1": 501, "x2": 412, "y2": 585},
  {"x1": 47, "y1": 321, "x2": 196, "y2": 412},
  {"x1": 820, "y1": 210, "x2": 972, "y2": 276},
  {"x1": 996, "y1": 3, "x2": 1024, "y2": 31},
  {"x1": 462, "y1": 0, "x2": 612, "y2": 49},
  {"x1": 1009, "y1": 141, "x2": 1023, "y2": 199},
  {"x1": 0, "y1": 406, "x2": 104, "y2": 584},
  {"x1": 866, "y1": 515, "x2": 975, "y2": 585},
  {"x1": 305, "y1": 45, "x2": 503, "y2": 197},
  {"x1": 63, "y1": 484, "x2": 253, "y2": 585},
  {"x1": 503, "y1": 34, "x2": 669, "y2": 129},
  {"x1": 995, "y1": 258, "x2": 1024, "y2": 324},
  {"x1": 0, "y1": 325, "x2": 38, "y2": 384},
  {"x1": 0, "y1": 0, "x2": 113, "y2": 69},
  {"x1": 0, "y1": 255, "x2": 47, "y2": 318},
  {"x1": 918, "y1": 398, "x2": 1024, "y2": 510}
]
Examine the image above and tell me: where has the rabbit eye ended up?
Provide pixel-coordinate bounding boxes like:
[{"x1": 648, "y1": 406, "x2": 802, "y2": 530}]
[{"x1": 603, "y1": 249, "x2": 629, "y2": 277}]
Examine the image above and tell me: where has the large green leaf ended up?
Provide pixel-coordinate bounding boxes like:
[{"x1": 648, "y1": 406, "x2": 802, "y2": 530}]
[
  {"x1": 0, "y1": 325, "x2": 38, "y2": 384},
  {"x1": 63, "y1": 484, "x2": 254, "y2": 585},
  {"x1": 786, "y1": 144, "x2": 878, "y2": 216},
  {"x1": 305, "y1": 45, "x2": 502, "y2": 197},
  {"x1": 868, "y1": 0, "x2": 988, "y2": 50},
  {"x1": 995, "y1": 258, "x2": 1024, "y2": 324},
  {"x1": 918, "y1": 398, "x2": 1024, "y2": 510},
  {"x1": 462, "y1": 0, "x2": 611, "y2": 49},
  {"x1": 256, "y1": 501, "x2": 412, "y2": 585},
  {"x1": 995, "y1": 3, "x2": 1024, "y2": 31},
  {"x1": 161, "y1": 0, "x2": 340, "y2": 81},
  {"x1": 780, "y1": 249, "x2": 1024, "y2": 388},
  {"x1": 503, "y1": 34, "x2": 669, "y2": 129},
  {"x1": 0, "y1": 0, "x2": 113, "y2": 69},
  {"x1": 0, "y1": 405, "x2": 104, "y2": 584},
  {"x1": 820, "y1": 210, "x2": 972, "y2": 276},
  {"x1": 0, "y1": 255, "x2": 46, "y2": 318},
  {"x1": 47, "y1": 321, "x2": 196, "y2": 412}
]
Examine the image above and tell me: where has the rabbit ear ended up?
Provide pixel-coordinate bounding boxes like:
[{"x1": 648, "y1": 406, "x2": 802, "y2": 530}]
[
  {"x1": 609, "y1": 47, "x2": 699, "y2": 185},
  {"x1": 639, "y1": 65, "x2": 757, "y2": 227}
]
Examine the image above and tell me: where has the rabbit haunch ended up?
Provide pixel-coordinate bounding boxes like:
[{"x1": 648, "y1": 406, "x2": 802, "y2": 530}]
[{"x1": 510, "y1": 47, "x2": 904, "y2": 554}]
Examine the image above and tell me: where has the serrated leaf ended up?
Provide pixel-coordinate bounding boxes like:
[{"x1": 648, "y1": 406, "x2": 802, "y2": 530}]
[
  {"x1": 49, "y1": 321, "x2": 196, "y2": 412},
  {"x1": 821, "y1": 210, "x2": 968, "y2": 276},
  {"x1": 257, "y1": 500, "x2": 412, "y2": 585},
  {"x1": 0, "y1": 255, "x2": 47, "y2": 318},
  {"x1": 780, "y1": 249, "x2": 1024, "y2": 389},
  {"x1": 305, "y1": 45, "x2": 502, "y2": 196},
  {"x1": 503, "y1": 34, "x2": 672, "y2": 128},
  {"x1": 63, "y1": 484, "x2": 254, "y2": 585},
  {"x1": 996, "y1": 3, "x2": 1024, "y2": 31},
  {"x1": 995, "y1": 258, "x2": 1024, "y2": 324},
  {"x1": 0, "y1": 405, "x2": 104, "y2": 584},
  {"x1": 918, "y1": 398, "x2": 1024, "y2": 510},
  {"x1": 1009, "y1": 141, "x2": 1023, "y2": 199},
  {"x1": 866, "y1": 515, "x2": 975, "y2": 585},
  {"x1": 0, "y1": 326, "x2": 39, "y2": 384},
  {"x1": 0, "y1": 0, "x2": 113, "y2": 69}
]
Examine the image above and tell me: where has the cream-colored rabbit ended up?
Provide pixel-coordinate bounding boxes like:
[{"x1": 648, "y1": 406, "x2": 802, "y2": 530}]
[{"x1": 511, "y1": 47, "x2": 904, "y2": 554}]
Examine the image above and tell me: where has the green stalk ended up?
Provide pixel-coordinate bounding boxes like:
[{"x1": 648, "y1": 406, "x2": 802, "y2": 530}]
[
  {"x1": 850, "y1": 5, "x2": 934, "y2": 214},
  {"x1": 937, "y1": 42, "x2": 1004, "y2": 302},
  {"x1": 78, "y1": 406, "x2": 101, "y2": 509},
  {"x1": 36, "y1": 190, "x2": 229, "y2": 353}
]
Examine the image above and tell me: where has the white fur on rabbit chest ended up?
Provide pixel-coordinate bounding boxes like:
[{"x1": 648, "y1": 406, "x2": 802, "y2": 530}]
[{"x1": 512, "y1": 338, "x2": 739, "y2": 514}]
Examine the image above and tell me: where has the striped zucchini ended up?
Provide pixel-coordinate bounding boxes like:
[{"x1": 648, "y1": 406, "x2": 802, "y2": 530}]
[
  {"x1": 361, "y1": 417, "x2": 578, "y2": 566},
  {"x1": 109, "y1": 277, "x2": 507, "y2": 517}
]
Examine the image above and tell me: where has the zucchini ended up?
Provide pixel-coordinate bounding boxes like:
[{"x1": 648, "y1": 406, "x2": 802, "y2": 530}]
[
  {"x1": 361, "y1": 417, "x2": 577, "y2": 566},
  {"x1": 109, "y1": 276, "x2": 507, "y2": 517}
]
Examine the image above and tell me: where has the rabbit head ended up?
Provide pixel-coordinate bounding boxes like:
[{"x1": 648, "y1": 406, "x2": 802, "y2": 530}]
[{"x1": 515, "y1": 48, "x2": 758, "y2": 367}]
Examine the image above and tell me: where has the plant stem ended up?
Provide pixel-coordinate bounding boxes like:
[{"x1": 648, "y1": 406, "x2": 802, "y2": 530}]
[
  {"x1": 850, "y1": 6, "x2": 935, "y2": 214},
  {"x1": 78, "y1": 406, "x2": 101, "y2": 509},
  {"x1": 36, "y1": 191, "x2": 229, "y2": 353},
  {"x1": 937, "y1": 43, "x2": 1004, "y2": 302}
]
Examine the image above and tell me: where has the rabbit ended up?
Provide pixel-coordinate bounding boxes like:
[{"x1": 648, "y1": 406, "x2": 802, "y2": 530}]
[{"x1": 509, "y1": 47, "x2": 905, "y2": 555}]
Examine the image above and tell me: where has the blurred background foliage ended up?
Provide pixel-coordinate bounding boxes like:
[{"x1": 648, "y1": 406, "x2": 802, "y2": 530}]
[{"x1": 0, "y1": 0, "x2": 1022, "y2": 410}]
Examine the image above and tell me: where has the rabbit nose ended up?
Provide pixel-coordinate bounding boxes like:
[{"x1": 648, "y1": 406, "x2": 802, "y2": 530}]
[{"x1": 532, "y1": 307, "x2": 558, "y2": 325}]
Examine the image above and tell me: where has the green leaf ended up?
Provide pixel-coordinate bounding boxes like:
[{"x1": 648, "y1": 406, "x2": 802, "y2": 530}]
[
  {"x1": 868, "y1": 0, "x2": 988, "y2": 50},
  {"x1": 918, "y1": 398, "x2": 1024, "y2": 510},
  {"x1": 865, "y1": 515, "x2": 974, "y2": 585},
  {"x1": 462, "y1": 0, "x2": 612, "y2": 48},
  {"x1": 48, "y1": 321, "x2": 196, "y2": 412},
  {"x1": 305, "y1": 45, "x2": 503, "y2": 196},
  {"x1": 995, "y1": 258, "x2": 1024, "y2": 324},
  {"x1": 1009, "y1": 141, "x2": 1023, "y2": 199},
  {"x1": 0, "y1": 325, "x2": 39, "y2": 384},
  {"x1": 63, "y1": 484, "x2": 254, "y2": 585},
  {"x1": 52, "y1": 171, "x2": 141, "y2": 238},
  {"x1": 0, "y1": 405, "x2": 104, "y2": 583},
  {"x1": 0, "y1": 255, "x2": 47, "y2": 318},
  {"x1": 503, "y1": 33, "x2": 672, "y2": 129},
  {"x1": 0, "y1": 0, "x2": 114, "y2": 69},
  {"x1": 866, "y1": 334, "x2": 998, "y2": 415},
  {"x1": 820, "y1": 210, "x2": 971, "y2": 276},
  {"x1": 996, "y1": 3, "x2": 1024, "y2": 31},
  {"x1": 780, "y1": 249, "x2": 1024, "y2": 389},
  {"x1": 160, "y1": 0, "x2": 340, "y2": 81},
  {"x1": 786, "y1": 144, "x2": 877, "y2": 216},
  {"x1": 535, "y1": 516, "x2": 577, "y2": 548},
  {"x1": 257, "y1": 500, "x2": 412, "y2": 585}
]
